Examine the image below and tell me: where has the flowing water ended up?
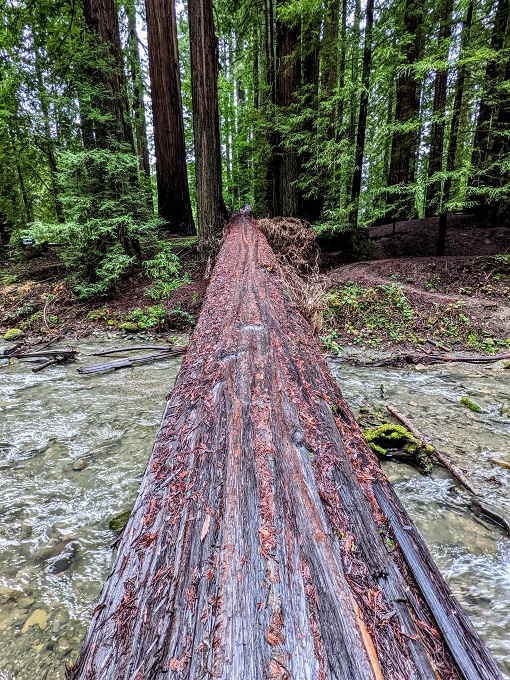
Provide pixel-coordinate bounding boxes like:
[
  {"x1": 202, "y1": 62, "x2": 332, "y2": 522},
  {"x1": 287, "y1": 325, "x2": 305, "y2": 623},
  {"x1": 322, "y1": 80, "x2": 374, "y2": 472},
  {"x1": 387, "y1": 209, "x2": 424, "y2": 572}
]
[{"x1": 0, "y1": 339, "x2": 509, "y2": 678}]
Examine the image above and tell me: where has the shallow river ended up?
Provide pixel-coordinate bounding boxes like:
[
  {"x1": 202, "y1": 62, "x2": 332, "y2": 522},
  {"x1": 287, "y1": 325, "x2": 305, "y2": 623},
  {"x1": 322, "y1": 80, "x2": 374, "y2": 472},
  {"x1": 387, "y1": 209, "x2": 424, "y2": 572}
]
[{"x1": 0, "y1": 339, "x2": 509, "y2": 678}]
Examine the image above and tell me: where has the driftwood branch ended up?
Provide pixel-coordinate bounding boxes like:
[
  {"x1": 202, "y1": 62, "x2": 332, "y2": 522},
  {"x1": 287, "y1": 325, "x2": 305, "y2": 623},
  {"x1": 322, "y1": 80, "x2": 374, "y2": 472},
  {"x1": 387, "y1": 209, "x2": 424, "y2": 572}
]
[
  {"x1": 16, "y1": 348, "x2": 78, "y2": 359},
  {"x1": 68, "y1": 217, "x2": 498, "y2": 680},
  {"x1": 385, "y1": 404, "x2": 479, "y2": 496},
  {"x1": 90, "y1": 345, "x2": 178, "y2": 357},
  {"x1": 77, "y1": 350, "x2": 184, "y2": 374}
]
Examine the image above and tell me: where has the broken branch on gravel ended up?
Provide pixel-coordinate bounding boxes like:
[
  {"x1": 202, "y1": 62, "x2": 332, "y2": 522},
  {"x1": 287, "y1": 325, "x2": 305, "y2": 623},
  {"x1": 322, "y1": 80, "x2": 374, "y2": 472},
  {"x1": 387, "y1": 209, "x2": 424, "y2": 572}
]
[
  {"x1": 385, "y1": 404, "x2": 479, "y2": 496},
  {"x1": 15, "y1": 349, "x2": 78, "y2": 359}
]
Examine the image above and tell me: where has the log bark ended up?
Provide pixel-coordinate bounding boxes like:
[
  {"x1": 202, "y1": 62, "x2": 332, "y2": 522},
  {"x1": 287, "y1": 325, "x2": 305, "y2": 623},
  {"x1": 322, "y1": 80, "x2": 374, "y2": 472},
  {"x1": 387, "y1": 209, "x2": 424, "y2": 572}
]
[{"x1": 68, "y1": 216, "x2": 499, "y2": 680}]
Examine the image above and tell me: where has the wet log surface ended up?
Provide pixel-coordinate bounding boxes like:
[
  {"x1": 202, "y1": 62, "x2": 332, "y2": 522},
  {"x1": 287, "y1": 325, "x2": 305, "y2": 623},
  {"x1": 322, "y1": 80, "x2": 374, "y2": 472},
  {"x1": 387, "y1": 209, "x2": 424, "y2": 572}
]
[{"x1": 68, "y1": 216, "x2": 500, "y2": 680}]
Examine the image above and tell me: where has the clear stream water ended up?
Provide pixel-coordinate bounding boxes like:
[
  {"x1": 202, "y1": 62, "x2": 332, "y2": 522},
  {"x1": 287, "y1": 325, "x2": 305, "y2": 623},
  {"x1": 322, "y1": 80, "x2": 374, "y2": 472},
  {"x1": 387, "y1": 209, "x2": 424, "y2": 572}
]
[{"x1": 0, "y1": 339, "x2": 509, "y2": 679}]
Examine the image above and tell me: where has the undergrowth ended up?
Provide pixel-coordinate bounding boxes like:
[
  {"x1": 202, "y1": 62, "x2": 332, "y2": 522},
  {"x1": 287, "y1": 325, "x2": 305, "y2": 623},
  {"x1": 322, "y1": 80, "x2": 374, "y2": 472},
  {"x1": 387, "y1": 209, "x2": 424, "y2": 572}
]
[{"x1": 321, "y1": 280, "x2": 510, "y2": 353}]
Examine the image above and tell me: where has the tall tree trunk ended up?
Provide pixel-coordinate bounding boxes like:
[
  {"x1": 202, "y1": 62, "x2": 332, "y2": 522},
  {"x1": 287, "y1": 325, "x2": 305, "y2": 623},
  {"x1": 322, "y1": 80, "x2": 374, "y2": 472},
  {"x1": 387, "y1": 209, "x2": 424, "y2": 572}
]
[
  {"x1": 350, "y1": 0, "x2": 374, "y2": 229},
  {"x1": 386, "y1": 0, "x2": 423, "y2": 222},
  {"x1": 425, "y1": 0, "x2": 454, "y2": 218},
  {"x1": 145, "y1": 0, "x2": 195, "y2": 234},
  {"x1": 127, "y1": 1, "x2": 151, "y2": 180},
  {"x1": 271, "y1": 9, "x2": 300, "y2": 217},
  {"x1": 346, "y1": 0, "x2": 361, "y2": 202},
  {"x1": 34, "y1": 43, "x2": 63, "y2": 222},
  {"x1": 437, "y1": 0, "x2": 474, "y2": 255},
  {"x1": 188, "y1": 0, "x2": 227, "y2": 260},
  {"x1": 298, "y1": 13, "x2": 323, "y2": 222},
  {"x1": 82, "y1": 0, "x2": 135, "y2": 150}
]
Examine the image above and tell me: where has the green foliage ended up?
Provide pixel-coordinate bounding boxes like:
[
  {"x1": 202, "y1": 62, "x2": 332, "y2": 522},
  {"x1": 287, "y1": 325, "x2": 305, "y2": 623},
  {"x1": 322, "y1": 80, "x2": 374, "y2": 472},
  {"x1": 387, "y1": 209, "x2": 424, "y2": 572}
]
[
  {"x1": 143, "y1": 243, "x2": 190, "y2": 301},
  {"x1": 27, "y1": 149, "x2": 159, "y2": 297}
]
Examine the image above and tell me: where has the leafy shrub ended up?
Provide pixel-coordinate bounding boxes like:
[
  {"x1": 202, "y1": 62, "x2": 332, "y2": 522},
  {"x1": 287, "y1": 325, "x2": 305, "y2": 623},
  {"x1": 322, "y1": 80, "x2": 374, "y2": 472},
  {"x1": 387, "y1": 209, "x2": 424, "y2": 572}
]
[
  {"x1": 27, "y1": 149, "x2": 160, "y2": 298},
  {"x1": 143, "y1": 243, "x2": 190, "y2": 301}
]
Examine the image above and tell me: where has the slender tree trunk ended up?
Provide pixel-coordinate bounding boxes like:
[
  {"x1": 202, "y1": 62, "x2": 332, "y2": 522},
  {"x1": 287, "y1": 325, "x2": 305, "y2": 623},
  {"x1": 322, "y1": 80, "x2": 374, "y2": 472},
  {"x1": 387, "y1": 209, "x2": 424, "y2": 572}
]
[
  {"x1": 145, "y1": 0, "x2": 195, "y2": 234},
  {"x1": 350, "y1": 0, "x2": 374, "y2": 229},
  {"x1": 386, "y1": 0, "x2": 423, "y2": 222},
  {"x1": 188, "y1": 0, "x2": 227, "y2": 260},
  {"x1": 299, "y1": 14, "x2": 323, "y2": 222},
  {"x1": 127, "y1": 1, "x2": 151, "y2": 180},
  {"x1": 272, "y1": 10, "x2": 300, "y2": 217},
  {"x1": 9, "y1": 130, "x2": 32, "y2": 224},
  {"x1": 346, "y1": 0, "x2": 361, "y2": 202},
  {"x1": 425, "y1": 0, "x2": 454, "y2": 217},
  {"x1": 437, "y1": 0, "x2": 473, "y2": 255},
  {"x1": 34, "y1": 45, "x2": 63, "y2": 222}
]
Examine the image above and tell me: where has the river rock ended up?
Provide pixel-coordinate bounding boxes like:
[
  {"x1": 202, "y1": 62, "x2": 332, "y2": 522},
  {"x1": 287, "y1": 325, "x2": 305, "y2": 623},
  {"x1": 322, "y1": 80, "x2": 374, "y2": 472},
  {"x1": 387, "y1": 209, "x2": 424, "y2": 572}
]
[
  {"x1": 119, "y1": 322, "x2": 139, "y2": 332},
  {"x1": 0, "y1": 586, "x2": 23, "y2": 604},
  {"x1": 48, "y1": 543, "x2": 77, "y2": 575},
  {"x1": 72, "y1": 459, "x2": 88, "y2": 471},
  {"x1": 3, "y1": 329, "x2": 25, "y2": 341},
  {"x1": 22, "y1": 609, "x2": 47, "y2": 633},
  {"x1": 18, "y1": 597, "x2": 35, "y2": 608}
]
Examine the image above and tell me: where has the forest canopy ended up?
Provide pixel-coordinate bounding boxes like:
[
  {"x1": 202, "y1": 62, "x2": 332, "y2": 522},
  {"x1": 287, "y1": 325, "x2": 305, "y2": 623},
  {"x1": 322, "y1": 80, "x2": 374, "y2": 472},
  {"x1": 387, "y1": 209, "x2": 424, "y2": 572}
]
[{"x1": 1, "y1": 0, "x2": 509, "y2": 292}]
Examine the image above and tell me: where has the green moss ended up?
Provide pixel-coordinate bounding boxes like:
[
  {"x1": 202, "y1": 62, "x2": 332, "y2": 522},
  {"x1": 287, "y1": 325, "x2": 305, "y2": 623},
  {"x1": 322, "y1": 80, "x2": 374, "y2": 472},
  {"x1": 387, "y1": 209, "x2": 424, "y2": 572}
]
[
  {"x1": 460, "y1": 396, "x2": 482, "y2": 413},
  {"x1": 3, "y1": 328, "x2": 24, "y2": 341},
  {"x1": 364, "y1": 423, "x2": 433, "y2": 472},
  {"x1": 119, "y1": 322, "x2": 139, "y2": 332}
]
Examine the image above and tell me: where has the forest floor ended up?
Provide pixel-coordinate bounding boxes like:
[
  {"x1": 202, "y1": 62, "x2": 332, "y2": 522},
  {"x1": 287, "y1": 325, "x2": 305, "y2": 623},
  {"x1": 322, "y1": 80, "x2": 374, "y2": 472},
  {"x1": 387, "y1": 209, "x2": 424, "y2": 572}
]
[
  {"x1": 322, "y1": 214, "x2": 510, "y2": 357},
  {"x1": 1, "y1": 214, "x2": 510, "y2": 358}
]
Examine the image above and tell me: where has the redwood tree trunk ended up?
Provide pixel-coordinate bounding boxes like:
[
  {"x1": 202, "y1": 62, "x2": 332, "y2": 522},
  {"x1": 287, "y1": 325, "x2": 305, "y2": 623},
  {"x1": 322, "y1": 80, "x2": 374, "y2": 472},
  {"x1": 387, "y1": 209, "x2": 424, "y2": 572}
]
[
  {"x1": 189, "y1": 0, "x2": 227, "y2": 259},
  {"x1": 349, "y1": 0, "x2": 374, "y2": 229},
  {"x1": 437, "y1": 0, "x2": 473, "y2": 255},
  {"x1": 145, "y1": 0, "x2": 195, "y2": 235},
  {"x1": 127, "y1": 1, "x2": 151, "y2": 180},
  {"x1": 271, "y1": 10, "x2": 300, "y2": 217},
  {"x1": 386, "y1": 0, "x2": 423, "y2": 222},
  {"x1": 82, "y1": 0, "x2": 135, "y2": 150},
  {"x1": 68, "y1": 216, "x2": 499, "y2": 680}
]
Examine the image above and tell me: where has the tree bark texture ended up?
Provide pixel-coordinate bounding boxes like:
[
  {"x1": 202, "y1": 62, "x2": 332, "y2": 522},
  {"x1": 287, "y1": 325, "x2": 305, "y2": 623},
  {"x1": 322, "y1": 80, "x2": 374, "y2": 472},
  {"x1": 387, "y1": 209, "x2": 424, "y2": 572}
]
[
  {"x1": 68, "y1": 216, "x2": 499, "y2": 680},
  {"x1": 189, "y1": 0, "x2": 226, "y2": 258},
  {"x1": 145, "y1": 0, "x2": 195, "y2": 235},
  {"x1": 82, "y1": 0, "x2": 135, "y2": 150},
  {"x1": 425, "y1": 0, "x2": 454, "y2": 218},
  {"x1": 386, "y1": 0, "x2": 423, "y2": 221}
]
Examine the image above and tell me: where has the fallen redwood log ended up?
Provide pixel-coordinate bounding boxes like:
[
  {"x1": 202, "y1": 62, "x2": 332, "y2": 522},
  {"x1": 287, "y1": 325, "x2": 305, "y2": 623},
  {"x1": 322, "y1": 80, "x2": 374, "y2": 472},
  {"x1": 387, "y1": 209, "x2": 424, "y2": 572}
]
[{"x1": 68, "y1": 216, "x2": 499, "y2": 680}]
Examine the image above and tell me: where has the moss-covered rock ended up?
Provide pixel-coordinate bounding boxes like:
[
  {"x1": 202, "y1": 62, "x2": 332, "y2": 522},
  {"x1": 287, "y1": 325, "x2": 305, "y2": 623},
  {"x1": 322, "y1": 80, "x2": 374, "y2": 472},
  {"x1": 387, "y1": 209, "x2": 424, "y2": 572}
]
[
  {"x1": 119, "y1": 322, "x2": 139, "y2": 332},
  {"x1": 363, "y1": 423, "x2": 434, "y2": 472},
  {"x1": 109, "y1": 509, "x2": 132, "y2": 532},
  {"x1": 3, "y1": 328, "x2": 24, "y2": 341},
  {"x1": 460, "y1": 396, "x2": 482, "y2": 413}
]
